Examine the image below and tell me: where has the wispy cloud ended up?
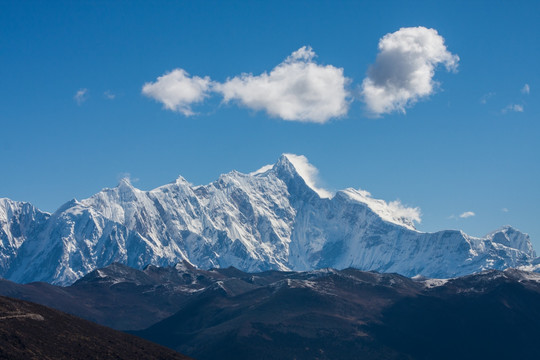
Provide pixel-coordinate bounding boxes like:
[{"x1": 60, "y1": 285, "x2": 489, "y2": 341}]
[
  {"x1": 142, "y1": 69, "x2": 213, "y2": 116},
  {"x1": 104, "y1": 90, "x2": 116, "y2": 100},
  {"x1": 361, "y1": 26, "x2": 459, "y2": 116},
  {"x1": 283, "y1": 153, "x2": 333, "y2": 198},
  {"x1": 74, "y1": 88, "x2": 88, "y2": 105},
  {"x1": 501, "y1": 208, "x2": 509, "y2": 213},
  {"x1": 347, "y1": 188, "x2": 421, "y2": 228},
  {"x1": 117, "y1": 172, "x2": 139, "y2": 184},
  {"x1": 480, "y1": 92, "x2": 495, "y2": 104},
  {"x1": 502, "y1": 104, "x2": 524, "y2": 113},
  {"x1": 521, "y1": 83, "x2": 530, "y2": 95},
  {"x1": 215, "y1": 46, "x2": 351, "y2": 123},
  {"x1": 459, "y1": 211, "x2": 475, "y2": 218},
  {"x1": 386, "y1": 199, "x2": 422, "y2": 225}
]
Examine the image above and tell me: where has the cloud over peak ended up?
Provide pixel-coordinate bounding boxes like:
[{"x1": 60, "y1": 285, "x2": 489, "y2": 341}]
[
  {"x1": 142, "y1": 69, "x2": 213, "y2": 116},
  {"x1": 215, "y1": 46, "x2": 351, "y2": 123},
  {"x1": 361, "y1": 26, "x2": 459, "y2": 116},
  {"x1": 459, "y1": 211, "x2": 475, "y2": 218},
  {"x1": 343, "y1": 188, "x2": 421, "y2": 229},
  {"x1": 283, "y1": 153, "x2": 333, "y2": 198}
]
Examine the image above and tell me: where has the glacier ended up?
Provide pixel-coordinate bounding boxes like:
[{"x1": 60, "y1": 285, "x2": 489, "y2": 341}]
[{"x1": 0, "y1": 154, "x2": 537, "y2": 285}]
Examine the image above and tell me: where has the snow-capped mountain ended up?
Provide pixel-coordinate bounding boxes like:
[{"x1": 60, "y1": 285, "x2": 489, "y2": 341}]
[
  {"x1": 0, "y1": 198, "x2": 50, "y2": 275},
  {"x1": 0, "y1": 154, "x2": 537, "y2": 285}
]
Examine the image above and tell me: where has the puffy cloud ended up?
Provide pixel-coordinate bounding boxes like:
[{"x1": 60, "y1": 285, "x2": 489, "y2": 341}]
[
  {"x1": 459, "y1": 211, "x2": 475, "y2": 218},
  {"x1": 502, "y1": 104, "x2": 524, "y2": 113},
  {"x1": 522, "y1": 84, "x2": 530, "y2": 95},
  {"x1": 361, "y1": 26, "x2": 459, "y2": 116},
  {"x1": 215, "y1": 46, "x2": 351, "y2": 123},
  {"x1": 74, "y1": 88, "x2": 88, "y2": 105},
  {"x1": 142, "y1": 69, "x2": 213, "y2": 116},
  {"x1": 283, "y1": 153, "x2": 333, "y2": 198}
]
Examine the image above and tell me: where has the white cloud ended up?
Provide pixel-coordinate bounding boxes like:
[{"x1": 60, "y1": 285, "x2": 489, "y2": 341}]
[
  {"x1": 74, "y1": 88, "x2": 88, "y2": 105},
  {"x1": 501, "y1": 208, "x2": 509, "y2": 213},
  {"x1": 459, "y1": 211, "x2": 475, "y2": 218},
  {"x1": 387, "y1": 199, "x2": 422, "y2": 225},
  {"x1": 283, "y1": 153, "x2": 333, "y2": 198},
  {"x1": 104, "y1": 90, "x2": 116, "y2": 100},
  {"x1": 343, "y1": 188, "x2": 421, "y2": 229},
  {"x1": 215, "y1": 46, "x2": 351, "y2": 123},
  {"x1": 117, "y1": 172, "x2": 139, "y2": 184},
  {"x1": 361, "y1": 26, "x2": 459, "y2": 116},
  {"x1": 522, "y1": 84, "x2": 530, "y2": 94},
  {"x1": 142, "y1": 69, "x2": 213, "y2": 116},
  {"x1": 502, "y1": 104, "x2": 524, "y2": 113}
]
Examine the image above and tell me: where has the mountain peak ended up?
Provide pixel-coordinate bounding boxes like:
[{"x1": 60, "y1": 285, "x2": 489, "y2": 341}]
[
  {"x1": 274, "y1": 154, "x2": 297, "y2": 172},
  {"x1": 496, "y1": 225, "x2": 519, "y2": 232},
  {"x1": 54, "y1": 198, "x2": 81, "y2": 214},
  {"x1": 175, "y1": 175, "x2": 189, "y2": 185},
  {"x1": 486, "y1": 226, "x2": 535, "y2": 257},
  {"x1": 117, "y1": 177, "x2": 134, "y2": 189},
  {"x1": 273, "y1": 154, "x2": 332, "y2": 199}
]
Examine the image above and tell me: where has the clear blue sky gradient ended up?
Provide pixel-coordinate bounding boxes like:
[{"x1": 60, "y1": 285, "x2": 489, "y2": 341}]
[{"x1": 1, "y1": 1, "x2": 539, "y2": 248}]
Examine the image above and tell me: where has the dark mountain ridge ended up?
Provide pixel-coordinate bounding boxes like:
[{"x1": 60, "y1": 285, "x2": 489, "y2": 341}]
[
  {"x1": 0, "y1": 295, "x2": 191, "y2": 360},
  {"x1": 2, "y1": 262, "x2": 540, "y2": 359}
]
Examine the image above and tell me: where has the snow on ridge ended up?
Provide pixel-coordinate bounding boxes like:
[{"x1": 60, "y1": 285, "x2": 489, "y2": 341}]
[
  {"x1": 423, "y1": 278, "x2": 450, "y2": 288},
  {"x1": 515, "y1": 265, "x2": 540, "y2": 276},
  {"x1": 250, "y1": 164, "x2": 273, "y2": 176},
  {"x1": 340, "y1": 188, "x2": 421, "y2": 230},
  {"x1": 0, "y1": 198, "x2": 51, "y2": 218}
]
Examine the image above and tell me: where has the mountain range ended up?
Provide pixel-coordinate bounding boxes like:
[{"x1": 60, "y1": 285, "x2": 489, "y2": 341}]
[
  {"x1": 1, "y1": 154, "x2": 537, "y2": 285},
  {"x1": 133, "y1": 266, "x2": 540, "y2": 360}
]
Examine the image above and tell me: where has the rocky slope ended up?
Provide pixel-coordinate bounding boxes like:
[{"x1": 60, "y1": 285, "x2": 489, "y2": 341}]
[
  {"x1": 0, "y1": 154, "x2": 537, "y2": 285},
  {"x1": 0, "y1": 295, "x2": 192, "y2": 360}
]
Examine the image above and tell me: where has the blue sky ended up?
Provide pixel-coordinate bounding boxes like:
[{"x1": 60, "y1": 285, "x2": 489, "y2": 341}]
[{"x1": 1, "y1": 1, "x2": 539, "y2": 248}]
